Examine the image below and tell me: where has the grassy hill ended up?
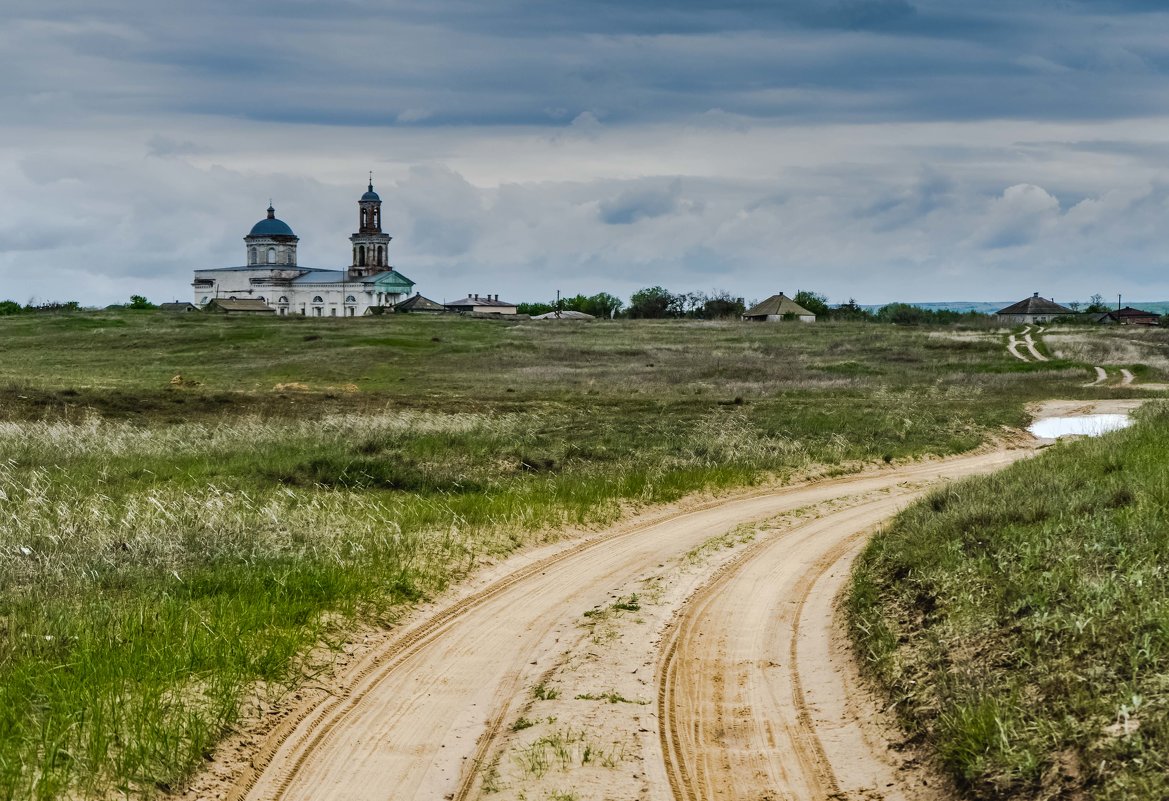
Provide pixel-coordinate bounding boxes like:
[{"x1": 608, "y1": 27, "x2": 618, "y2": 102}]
[{"x1": 851, "y1": 404, "x2": 1169, "y2": 801}]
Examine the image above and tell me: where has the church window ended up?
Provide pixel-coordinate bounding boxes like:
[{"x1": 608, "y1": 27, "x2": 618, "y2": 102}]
[
  {"x1": 312, "y1": 296, "x2": 324, "y2": 303},
  {"x1": 267, "y1": 247, "x2": 276, "y2": 264},
  {"x1": 249, "y1": 247, "x2": 257, "y2": 265},
  {"x1": 330, "y1": 308, "x2": 337, "y2": 316},
  {"x1": 345, "y1": 295, "x2": 356, "y2": 303},
  {"x1": 278, "y1": 296, "x2": 288, "y2": 303},
  {"x1": 359, "y1": 246, "x2": 366, "y2": 266},
  {"x1": 377, "y1": 245, "x2": 383, "y2": 265}
]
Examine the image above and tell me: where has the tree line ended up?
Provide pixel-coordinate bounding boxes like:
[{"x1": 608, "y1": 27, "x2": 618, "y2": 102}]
[
  {"x1": 519, "y1": 288, "x2": 997, "y2": 324},
  {"x1": 0, "y1": 296, "x2": 160, "y2": 315}
]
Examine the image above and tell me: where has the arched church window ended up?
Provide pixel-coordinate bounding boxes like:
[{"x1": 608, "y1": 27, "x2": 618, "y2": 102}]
[
  {"x1": 358, "y1": 246, "x2": 366, "y2": 266},
  {"x1": 267, "y1": 247, "x2": 276, "y2": 264},
  {"x1": 249, "y1": 247, "x2": 257, "y2": 265},
  {"x1": 312, "y1": 296, "x2": 324, "y2": 303},
  {"x1": 345, "y1": 295, "x2": 356, "y2": 303},
  {"x1": 377, "y1": 245, "x2": 383, "y2": 265},
  {"x1": 361, "y1": 209, "x2": 368, "y2": 228},
  {"x1": 278, "y1": 296, "x2": 289, "y2": 303}
]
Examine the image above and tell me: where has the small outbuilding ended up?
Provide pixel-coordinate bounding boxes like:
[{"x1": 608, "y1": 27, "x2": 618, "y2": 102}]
[
  {"x1": 996, "y1": 293, "x2": 1074, "y2": 325},
  {"x1": 160, "y1": 302, "x2": 199, "y2": 313},
  {"x1": 203, "y1": 298, "x2": 276, "y2": 315},
  {"x1": 742, "y1": 293, "x2": 816, "y2": 323},
  {"x1": 445, "y1": 293, "x2": 518, "y2": 315},
  {"x1": 531, "y1": 310, "x2": 595, "y2": 320},
  {"x1": 393, "y1": 294, "x2": 447, "y2": 314}
]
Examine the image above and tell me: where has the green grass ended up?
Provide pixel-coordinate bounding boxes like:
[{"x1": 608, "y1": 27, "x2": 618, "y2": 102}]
[
  {"x1": 0, "y1": 310, "x2": 1151, "y2": 798},
  {"x1": 849, "y1": 402, "x2": 1169, "y2": 801},
  {"x1": 574, "y1": 691, "x2": 648, "y2": 705}
]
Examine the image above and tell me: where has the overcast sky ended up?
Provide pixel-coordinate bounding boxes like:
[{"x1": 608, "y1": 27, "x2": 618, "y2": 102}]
[{"x1": 5, "y1": 1, "x2": 1169, "y2": 307}]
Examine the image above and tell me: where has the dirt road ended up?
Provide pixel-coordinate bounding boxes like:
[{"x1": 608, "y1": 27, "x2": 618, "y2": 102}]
[
  {"x1": 218, "y1": 449, "x2": 1031, "y2": 801},
  {"x1": 659, "y1": 484, "x2": 946, "y2": 801}
]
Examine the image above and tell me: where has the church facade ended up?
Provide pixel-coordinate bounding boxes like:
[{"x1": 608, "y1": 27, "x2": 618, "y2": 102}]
[{"x1": 192, "y1": 181, "x2": 415, "y2": 316}]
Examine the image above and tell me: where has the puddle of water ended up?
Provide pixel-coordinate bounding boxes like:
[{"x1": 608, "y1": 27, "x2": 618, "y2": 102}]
[{"x1": 1028, "y1": 414, "x2": 1133, "y2": 439}]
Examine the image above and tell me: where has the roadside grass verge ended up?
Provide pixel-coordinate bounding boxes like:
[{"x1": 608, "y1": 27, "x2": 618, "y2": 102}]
[{"x1": 849, "y1": 402, "x2": 1169, "y2": 801}]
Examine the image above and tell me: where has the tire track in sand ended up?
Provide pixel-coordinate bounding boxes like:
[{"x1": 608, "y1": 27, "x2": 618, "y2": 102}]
[
  {"x1": 658, "y1": 454, "x2": 1024, "y2": 801},
  {"x1": 222, "y1": 451, "x2": 1028, "y2": 801}
]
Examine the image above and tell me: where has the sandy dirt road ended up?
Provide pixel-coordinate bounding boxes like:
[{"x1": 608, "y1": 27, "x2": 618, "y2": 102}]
[
  {"x1": 222, "y1": 449, "x2": 1031, "y2": 801},
  {"x1": 659, "y1": 482, "x2": 950, "y2": 801}
]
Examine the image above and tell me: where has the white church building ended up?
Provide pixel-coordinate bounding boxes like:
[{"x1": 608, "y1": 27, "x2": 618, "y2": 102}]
[{"x1": 192, "y1": 181, "x2": 415, "y2": 316}]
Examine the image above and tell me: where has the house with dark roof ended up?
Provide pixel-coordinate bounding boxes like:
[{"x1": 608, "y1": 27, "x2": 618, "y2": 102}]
[
  {"x1": 204, "y1": 298, "x2": 275, "y2": 314},
  {"x1": 445, "y1": 294, "x2": 517, "y2": 315},
  {"x1": 742, "y1": 293, "x2": 816, "y2": 323},
  {"x1": 996, "y1": 293, "x2": 1074, "y2": 325},
  {"x1": 1092, "y1": 306, "x2": 1161, "y2": 326},
  {"x1": 393, "y1": 294, "x2": 447, "y2": 314},
  {"x1": 159, "y1": 302, "x2": 199, "y2": 312}
]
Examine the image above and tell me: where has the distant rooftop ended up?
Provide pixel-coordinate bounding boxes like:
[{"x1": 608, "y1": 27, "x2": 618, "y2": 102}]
[{"x1": 996, "y1": 293, "x2": 1074, "y2": 316}]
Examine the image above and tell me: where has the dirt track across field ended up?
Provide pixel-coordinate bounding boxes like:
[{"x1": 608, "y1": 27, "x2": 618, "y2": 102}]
[{"x1": 213, "y1": 449, "x2": 1034, "y2": 801}]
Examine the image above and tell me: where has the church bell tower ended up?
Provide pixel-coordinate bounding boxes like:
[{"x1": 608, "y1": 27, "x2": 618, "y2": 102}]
[{"x1": 348, "y1": 175, "x2": 392, "y2": 278}]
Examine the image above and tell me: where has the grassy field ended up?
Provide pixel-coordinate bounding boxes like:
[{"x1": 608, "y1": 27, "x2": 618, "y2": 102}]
[
  {"x1": 850, "y1": 403, "x2": 1169, "y2": 801},
  {"x1": 0, "y1": 310, "x2": 1144, "y2": 799}
]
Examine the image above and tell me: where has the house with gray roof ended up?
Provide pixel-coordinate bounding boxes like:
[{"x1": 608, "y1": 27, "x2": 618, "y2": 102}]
[
  {"x1": 996, "y1": 293, "x2": 1074, "y2": 325},
  {"x1": 394, "y1": 294, "x2": 447, "y2": 314},
  {"x1": 192, "y1": 180, "x2": 415, "y2": 317},
  {"x1": 742, "y1": 293, "x2": 816, "y2": 322},
  {"x1": 445, "y1": 294, "x2": 517, "y2": 315}
]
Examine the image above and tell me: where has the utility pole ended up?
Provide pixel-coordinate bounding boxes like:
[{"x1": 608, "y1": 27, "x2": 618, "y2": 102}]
[{"x1": 556, "y1": 289, "x2": 562, "y2": 318}]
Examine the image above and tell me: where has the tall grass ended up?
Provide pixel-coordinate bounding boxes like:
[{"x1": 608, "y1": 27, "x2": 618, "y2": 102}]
[
  {"x1": 849, "y1": 402, "x2": 1169, "y2": 801},
  {"x1": 0, "y1": 404, "x2": 893, "y2": 799}
]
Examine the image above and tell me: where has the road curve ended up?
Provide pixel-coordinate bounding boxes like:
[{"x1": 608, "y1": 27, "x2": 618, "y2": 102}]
[
  {"x1": 226, "y1": 450, "x2": 1029, "y2": 801},
  {"x1": 658, "y1": 450, "x2": 1027, "y2": 801}
]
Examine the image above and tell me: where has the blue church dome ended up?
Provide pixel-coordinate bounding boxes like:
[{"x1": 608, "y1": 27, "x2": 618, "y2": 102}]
[
  {"x1": 361, "y1": 181, "x2": 380, "y2": 202},
  {"x1": 248, "y1": 205, "x2": 296, "y2": 237}
]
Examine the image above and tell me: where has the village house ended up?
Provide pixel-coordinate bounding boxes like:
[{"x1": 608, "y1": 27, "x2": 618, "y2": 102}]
[
  {"x1": 444, "y1": 294, "x2": 518, "y2": 315},
  {"x1": 192, "y1": 180, "x2": 415, "y2": 316},
  {"x1": 393, "y1": 294, "x2": 447, "y2": 314},
  {"x1": 742, "y1": 293, "x2": 816, "y2": 323},
  {"x1": 995, "y1": 293, "x2": 1074, "y2": 325},
  {"x1": 203, "y1": 298, "x2": 275, "y2": 315},
  {"x1": 1091, "y1": 306, "x2": 1161, "y2": 326}
]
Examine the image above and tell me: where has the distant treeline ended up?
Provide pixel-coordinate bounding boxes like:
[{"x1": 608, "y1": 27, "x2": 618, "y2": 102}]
[
  {"x1": 0, "y1": 296, "x2": 156, "y2": 314},
  {"x1": 520, "y1": 288, "x2": 996, "y2": 324}
]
